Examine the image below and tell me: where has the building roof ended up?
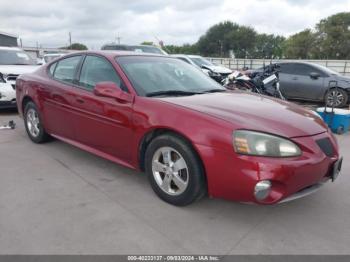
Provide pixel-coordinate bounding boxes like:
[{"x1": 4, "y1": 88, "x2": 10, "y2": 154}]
[{"x1": 0, "y1": 31, "x2": 18, "y2": 38}]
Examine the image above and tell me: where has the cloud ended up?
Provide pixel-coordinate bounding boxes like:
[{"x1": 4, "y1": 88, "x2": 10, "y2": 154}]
[{"x1": 0, "y1": 0, "x2": 349, "y2": 49}]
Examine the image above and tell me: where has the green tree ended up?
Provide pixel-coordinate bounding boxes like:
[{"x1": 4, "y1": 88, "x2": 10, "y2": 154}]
[
  {"x1": 253, "y1": 34, "x2": 285, "y2": 59},
  {"x1": 63, "y1": 43, "x2": 88, "y2": 50},
  {"x1": 283, "y1": 29, "x2": 316, "y2": 59},
  {"x1": 315, "y1": 12, "x2": 350, "y2": 59},
  {"x1": 196, "y1": 21, "x2": 258, "y2": 58},
  {"x1": 140, "y1": 41, "x2": 154, "y2": 46},
  {"x1": 164, "y1": 43, "x2": 198, "y2": 54}
]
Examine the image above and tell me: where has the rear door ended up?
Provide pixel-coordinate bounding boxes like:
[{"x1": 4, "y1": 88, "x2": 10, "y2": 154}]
[
  {"x1": 279, "y1": 63, "x2": 325, "y2": 100},
  {"x1": 278, "y1": 63, "x2": 297, "y2": 98},
  {"x1": 288, "y1": 64, "x2": 325, "y2": 100},
  {"x1": 69, "y1": 55, "x2": 134, "y2": 162},
  {"x1": 43, "y1": 55, "x2": 83, "y2": 139}
]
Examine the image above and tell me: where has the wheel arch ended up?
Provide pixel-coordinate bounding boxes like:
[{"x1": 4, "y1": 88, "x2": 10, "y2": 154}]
[
  {"x1": 21, "y1": 96, "x2": 34, "y2": 115},
  {"x1": 138, "y1": 128, "x2": 207, "y2": 181}
]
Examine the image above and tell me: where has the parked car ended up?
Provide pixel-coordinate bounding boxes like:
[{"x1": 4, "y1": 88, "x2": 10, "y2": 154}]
[
  {"x1": 172, "y1": 54, "x2": 232, "y2": 83},
  {"x1": 248, "y1": 62, "x2": 350, "y2": 107},
  {"x1": 16, "y1": 51, "x2": 341, "y2": 206},
  {"x1": 0, "y1": 47, "x2": 40, "y2": 109},
  {"x1": 101, "y1": 44, "x2": 168, "y2": 55},
  {"x1": 42, "y1": 53, "x2": 66, "y2": 64}
]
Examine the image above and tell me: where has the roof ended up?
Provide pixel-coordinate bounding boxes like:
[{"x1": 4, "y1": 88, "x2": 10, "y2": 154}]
[
  {"x1": 0, "y1": 31, "x2": 18, "y2": 38},
  {"x1": 171, "y1": 54, "x2": 202, "y2": 58},
  {"x1": 0, "y1": 46, "x2": 22, "y2": 51},
  {"x1": 59, "y1": 50, "x2": 167, "y2": 59}
]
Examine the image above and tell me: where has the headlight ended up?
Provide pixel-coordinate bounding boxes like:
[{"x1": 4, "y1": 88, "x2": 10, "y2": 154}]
[
  {"x1": 233, "y1": 130, "x2": 301, "y2": 157},
  {"x1": 208, "y1": 71, "x2": 221, "y2": 77}
]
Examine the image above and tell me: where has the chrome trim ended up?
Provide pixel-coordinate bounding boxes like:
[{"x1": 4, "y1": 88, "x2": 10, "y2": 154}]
[{"x1": 279, "y1": 179, "x2": 330, "y2": 204}]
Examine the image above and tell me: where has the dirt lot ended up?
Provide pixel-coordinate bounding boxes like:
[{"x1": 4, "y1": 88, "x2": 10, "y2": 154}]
[{"x1": 0, "y1": 109, "x2": 349, "y2": 255}]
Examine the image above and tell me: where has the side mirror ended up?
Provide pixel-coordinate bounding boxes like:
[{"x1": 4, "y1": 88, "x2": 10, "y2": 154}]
[
  {"x1": 310, "y1": 72, "x2": 320, "y2": 79},
  {"x1": 93, "y1": 82, "x2": 133, "y2": 103}
]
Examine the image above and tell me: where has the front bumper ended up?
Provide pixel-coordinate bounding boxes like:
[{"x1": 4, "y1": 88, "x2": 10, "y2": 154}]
[
  {"x1": 0, "y1": 83, "x2": 17, "y2": 109},
  {"x1": 196, "y1": 131, "x2": 340, "y2": 204}
]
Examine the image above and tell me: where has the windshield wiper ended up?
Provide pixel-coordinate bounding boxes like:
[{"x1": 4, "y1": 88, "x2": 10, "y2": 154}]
[
  {"x1": 146, "y1": 90, "x2": 202, "y2": 97},
  {"x1": 201, "y1": 89, "x2": 226, "y2": 94}
]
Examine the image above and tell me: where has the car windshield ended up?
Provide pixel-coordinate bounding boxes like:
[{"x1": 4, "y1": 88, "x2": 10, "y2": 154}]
[
  {"x1": 0, "y1": 49, "x2": 36, "y2": 65},
  {"x1": 117, "y1": 56, "x2": 225, "y2": 97},
  {"x1": 190, "y1": 57, "x2": 213, "y2": 67}
]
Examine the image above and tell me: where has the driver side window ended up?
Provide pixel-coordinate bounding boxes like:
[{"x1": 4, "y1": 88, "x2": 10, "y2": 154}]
[{"x1": 78, "y1": 55, "x2": 122, "y2": 91}]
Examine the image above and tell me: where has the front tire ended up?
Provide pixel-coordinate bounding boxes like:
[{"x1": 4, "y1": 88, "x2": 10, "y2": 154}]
[
  {"x1": 145, "y1": 134, "x2": 206, "y2": 206},
  {"x1": 24, "y1": 101, "x2": 50, "y2": 143},
  {"x1": 325, "y1": 88, "x2": 348, "y2": 108}
]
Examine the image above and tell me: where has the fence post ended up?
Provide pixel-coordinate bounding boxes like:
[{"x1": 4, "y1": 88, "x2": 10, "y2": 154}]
[{"x1": 343, "y1": 61, "x2": 347, "y2": 75}]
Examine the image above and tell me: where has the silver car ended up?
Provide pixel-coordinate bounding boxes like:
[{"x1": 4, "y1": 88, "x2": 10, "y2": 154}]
[{"x1": 278, "y1": 62, "x2": 350, "y2": 107}]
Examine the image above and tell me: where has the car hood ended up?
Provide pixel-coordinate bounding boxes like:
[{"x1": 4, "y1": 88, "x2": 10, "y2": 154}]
[
  {"x1": 160, "y1": 92, "x2": 328, "y2": 138},
  {"x1": 0, "y1": 65, "x2": 40, "y2": 75},
  {"x1": 203, "y1": 65, "x2": 232, "y2": 74}
]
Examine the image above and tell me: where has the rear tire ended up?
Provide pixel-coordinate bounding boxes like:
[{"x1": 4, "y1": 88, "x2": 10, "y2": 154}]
[
  {"x1": 24, "y1": 101, "x2": 50, "y2": 143},
  {"x1": 325, "y1": 88, "x2": 348, "y2": 108},
  {"x1": 145, "y1": 134, "x2": 206, "y2": 206}
]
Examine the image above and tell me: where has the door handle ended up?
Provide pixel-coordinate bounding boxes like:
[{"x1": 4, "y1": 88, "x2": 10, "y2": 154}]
[
  {"x1": 76, "y1": 98, "x2": 85, "y2": 104},
  {"x1": 292, "y1": 77, "x2": 298, "y2": 80}
]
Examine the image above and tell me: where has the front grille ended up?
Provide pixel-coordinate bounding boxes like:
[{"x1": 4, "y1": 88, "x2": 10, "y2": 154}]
[
  {"x1": 6, "y1": 74, "x2": 19, "y2": 81},
  {"x1": 316, "y1": 138, "x2": 335, "y2": 157}
]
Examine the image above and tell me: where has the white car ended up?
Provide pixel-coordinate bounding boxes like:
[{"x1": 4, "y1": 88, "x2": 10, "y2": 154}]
[
  {"x1": 172, "y1": 54, "x2": 232, "y2": 82},
  {"x1": 42, "y1": 53, "x2": 66, "y2": 64},
  {"x1": 0, "y1": 47, "x2": 40, "y2": 109}
]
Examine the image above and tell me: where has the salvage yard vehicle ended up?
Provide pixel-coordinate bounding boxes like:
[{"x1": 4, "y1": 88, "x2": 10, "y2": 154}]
[
  {"x1": 222, "y1": 63, "x2": 285, "y2": 100},
  {"x1": 101, "y1": 43, "x2": 168, "y2": 55},
  {"x1": 172, "y1": 54, "x2": 232, "y2": 83},
  {"x1": 250, "y1": 62, "x2": 350, "y2": 107},
  {"x1": 42, "y1": 53, "x2": 66, "y2": 64},
  {"x1": 0, "y1": 47, "x2": 40, "y2": 109},
  {"x1": 16, "y1": 51, "x2": 342, "y2": 206}
]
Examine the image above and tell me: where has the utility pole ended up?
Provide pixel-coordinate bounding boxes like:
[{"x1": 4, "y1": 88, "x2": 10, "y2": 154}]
[
  {"x1": 69, "y1": 32, "x2": 72, "y2": 49},
  {"x1": 115, "y1": 33, "x2": 121, "y2": 44}
]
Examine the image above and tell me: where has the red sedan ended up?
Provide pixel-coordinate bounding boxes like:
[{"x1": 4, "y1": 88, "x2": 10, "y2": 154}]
[{"x1": 16, "y1": 51, "x2": 342, "y2": 206}]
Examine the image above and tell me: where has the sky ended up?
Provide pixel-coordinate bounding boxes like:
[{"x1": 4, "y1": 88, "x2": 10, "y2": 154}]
[{"x1": 0, "y1": 0, "x2": 349, "y2": 49}]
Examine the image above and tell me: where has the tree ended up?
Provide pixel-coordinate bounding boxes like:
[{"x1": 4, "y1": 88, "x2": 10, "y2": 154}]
[
  {"x1": 283, "y1": 29, "x2": 316, "y2": 59},
  {"x1": 315, "y1": 12, "x2": 350, "y2": 59},
  {"x1": 63, "y1": 43, "x2": 88, "y2": 50},
  {"x1": 253, "y1": 34, "x2": 285, "y2": 59},
  {"x1": 196, "y1": 21, "x2": 258, "y2": 58},
  {"x1": 164, "y1": 43, "x2": 198, "y2": 54},
  {"x1": 140, "y1": 41, "x2": 154, "y2": 46}
]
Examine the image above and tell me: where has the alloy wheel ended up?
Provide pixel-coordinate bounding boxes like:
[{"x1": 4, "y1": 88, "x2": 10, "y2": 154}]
[
  {"x1": 327, "y1": 90, "x2": 344, "y2": 107},
  {"x1": 26, "y1": 108, "x2": 40, "y2": 138},
  {"x1": 151, "y1": 146, "x2": 189, "y2": 196}
]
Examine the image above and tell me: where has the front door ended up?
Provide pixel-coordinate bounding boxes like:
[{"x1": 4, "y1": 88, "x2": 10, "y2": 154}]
[{"x1": 69, "y1": 55, "x2": 134, "y2": 163}]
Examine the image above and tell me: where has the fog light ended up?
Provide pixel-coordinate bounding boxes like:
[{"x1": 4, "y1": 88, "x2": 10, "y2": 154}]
[{"x1": 254, "y1": 180, "x2": 271, "y2": 200}]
